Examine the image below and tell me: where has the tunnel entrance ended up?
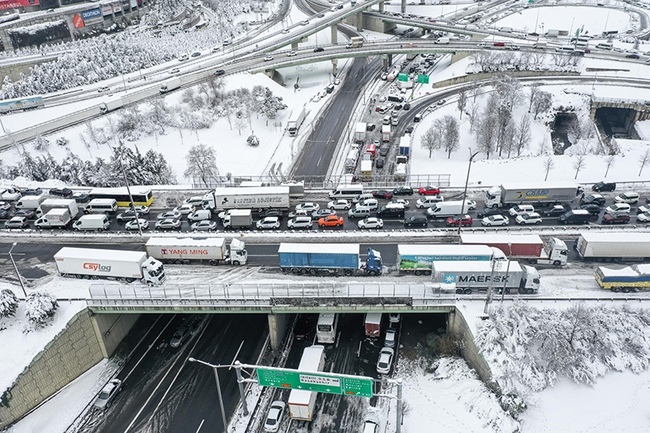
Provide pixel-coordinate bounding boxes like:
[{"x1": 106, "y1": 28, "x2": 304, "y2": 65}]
[
  {"x1": 594, "y1": 106, "x2": 636, "y2": 138},
  {"x1": 550, "y1": 112, "x2": 577, "y2": 155}
]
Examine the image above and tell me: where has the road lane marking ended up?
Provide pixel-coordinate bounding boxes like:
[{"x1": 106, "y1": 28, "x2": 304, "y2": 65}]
[
  {"x1": 123, "y1": 315, "x2": 174, "y2": 382},
  {"x1": 195, "y1": 419, "x2": 205, "y2": 433}
]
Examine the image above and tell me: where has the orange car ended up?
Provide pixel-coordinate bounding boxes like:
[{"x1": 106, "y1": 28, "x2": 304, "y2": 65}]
[{"x1": 318, "y1": 215, "x2": 344, "y2": 227}]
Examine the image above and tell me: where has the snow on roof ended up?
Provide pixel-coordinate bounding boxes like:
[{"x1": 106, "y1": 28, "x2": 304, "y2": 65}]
[
  {"x1": 298, "y1": 345, "x2": 324, "y2": 371},
  {"x1": 89, "y1": 186, "x2": 153, "y2": 195},
  {"x1": 461, "y1": 234, "x2": 543, "y2": 245},
  {"x1": 398, "y1": 244, "x2": 496, "y2": 256},
  {"x1": 598, "y1": 266, "x2": 640, "y2": 277},
  {"x1": 498, "y1": 182, "x2": 578, "y2": 189},
  {"x1": 213, "y1": 186, "x2": 289, "y2": 195},
  {"x1": 278, "y1": 243, "x2": 359, "y2": 255},
  {"x1": 230, "y1": 209, "x2": 252, "y2": 216},
  {"x1": 579, "y1": 232, "x2": 650, "y2": 243},
  {"x1": 54, "y1": 247, "x2": 146, "y2": 261},
  {"x1": 145, "y1": 237, "x2": 225, "y2": 248},
  {"x1": 317, "y1": 313, "x2": 336, "y2": 325},
  {"x1": 433, "y1": 260, "x2": 522, "y2": 273},
  {"x1": 365, "y1": 312, "x2": 382, "y2": 324}
]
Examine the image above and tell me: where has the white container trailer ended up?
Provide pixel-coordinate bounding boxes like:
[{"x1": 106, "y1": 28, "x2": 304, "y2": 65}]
[
  {"x1": 145, "y1": 238, "x2": 247, "y2": 265},
  {"x1": 288, "y1": 345, "x2": 325, "y2": 422},
  {"x1": 54, "y1": 247, "x2": 165, "y2": 285},
  {"x1": 398, "y1": 244, "x2": 505, "y2": 274},
  {"x1": 36, "y1": 198, "x2": 79, "y2": 218},
  {"x1": 15, "y1": 195, "x2": 46, "y2": 210},
  {"x1": 461, "y1": 234, "x2": 569, "y2": 266},
  {"x1": 287, "y1": 107, "x2": 307, "y2": 136},
  {"x1": 202, "y1": 186, "x2": 290, "y2": 211},
  {"x1": 575, "y1": 232, "x2": 650, "y2": 261},
  {"x1": 382, "y1": 124, "x2": 391, "y2": 142},
  {"x1": 485, "y1": 182, "x2": 581, "y2": 209},
  {"x1": 354, "y1": 122, "x2": 367, "y2": 143},
  {"x1": 432, "y1": 260, "x2": 540, "y2": 294}
]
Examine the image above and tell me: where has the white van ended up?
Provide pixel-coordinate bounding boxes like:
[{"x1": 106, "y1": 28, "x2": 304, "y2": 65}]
[
  {"x1": 355, "y1": 198, "x2": 378, "y2": 212},
  {"x1": 187, "y1": 209, "x2": 212, "y2": 222},
  {"x1": 15, "y1": 195, "x2": 46, "y2": 210},
  {"x1": 426, "y1": 200, "x2": 466, "y2": 218},
  {"x1": 73, "y1": 214, "x2": 110, "y2": 231},
  {"x1": 84, "y1": 199, "x2": 118, "y2": 214},
  {"x1": 329, "y1": 184, "x2": 364, "y2": 199},
  {"x1": 509, "y1": 204, "x2": 535, "y2": 216},
  {"x1": 415, "y1": 196, "x2": 444, "y2": 209},
  {"x1": 184, "y1": 196, "x2": 205, "y2": 207}
]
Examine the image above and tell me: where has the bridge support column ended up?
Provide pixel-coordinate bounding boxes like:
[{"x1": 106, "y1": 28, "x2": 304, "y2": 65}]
[
  {"x1": 383, "y1": 53, "x2": 393, "y2": 70},
  {"x1": 331, "y1": 24, "x2": 338, "y2": 45},
  {"x1": 378, "y1": 1, "x2": 384, "y2": 12},
  {"x1": 332, "y1": 58, "x2": 339, "y2": 76},
  {"x1": 401, "y1": 0, "x2": 406, "y2": 14},
  {"x1": 291, "y1": 41, "x2": 299, "y2": 50},
  {"x1": 450, "y1": 51, "x2": 470, "y2": 64},
  {"x1": 357, "y1": 12, "x2": 363, "y2": 32},
  {"x1": 267, "y1": 313, "x2": 291, "y2": 351}
]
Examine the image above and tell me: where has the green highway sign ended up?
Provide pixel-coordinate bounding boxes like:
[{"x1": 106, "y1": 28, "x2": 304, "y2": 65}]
[
  {"x1": 398, "y1": 73, "x2": 409, "y2": 82},
  {"x1": 417, "y1": 74, "x2": 429, "y2": 84},
  {"x1": 257, "y1": 367, "x2": 374, "y2": 398}
]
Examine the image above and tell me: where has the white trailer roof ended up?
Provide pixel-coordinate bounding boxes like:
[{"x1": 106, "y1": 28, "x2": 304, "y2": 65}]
[
  {"x1": 365, "y1": 312, "x2": 382, "y2": 325},
  {"x1": 498, "y1": 182, "x2": 578, "y2": 189},
  {"x1": 433, "y1": 260, "x2": 522, "y2": 273},
  {"x1": 579, "y1": 232, "x2": 650, "y2": 243},
  {"x1": 298, "y1": 345, "x2": 325, "y2": 371},
  {"x1": 212, "y1": 186, "x2": 289, "y2": 195},
  {"x1": 90, "y1": 186, "x2": 152, "y2": 195},
  {"x1": 146, "y1": 238, "x2": 225, "y2": 248},
  {"x1": 288, "y1": 389, "x2": 312, "y2": 405},
  {"x1": 317, "y1": 313, "x2": 336, "y2": 326},
  {"x1": 398, "y1": 244, "x2": 496, "y2": 256},
  {"x1": 598, "y1": 266, "x2": 640, "y2": 277},
  {"x1": 54, "y1": 247, "x2": 146, "y2": 261},
  {"x1": 230, "y1": 209, "x2": 252, "y2": 216},
  {"x1": 42, "y1": 198, "x2": 75, "y2": 205},
  {"x1": 279, "y1": 243, "x2": 359, "y2": 255},
  {"x1": 461, "y1": 234, "x2": 543, "y2": 245},
  {"x1": 355, "y1": 122, "x2": 367, "y2": 132},
  {"x1": 382, "y1": 125, "x2": 390, "y2": 132},
  {"x1": 46, "y1": 208, "x2": 69, "y2": 215}
]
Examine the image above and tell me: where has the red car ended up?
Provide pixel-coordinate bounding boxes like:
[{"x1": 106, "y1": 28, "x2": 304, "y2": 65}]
[
  {"x1": 372, "y1": 190, "x2": 393, "y2": 200},
  {"x1": 446, "y1": 215, "x2": 473, "y2": 227},
  {"x1": 318, "y1": 215, "x2": 344, "y2": 227},
  {"x1": 602, "y1": 213, "x2": 630, "y2": 224},
  {"x1": 418, "y1": 186, "x2": 441, "y2": 196}
]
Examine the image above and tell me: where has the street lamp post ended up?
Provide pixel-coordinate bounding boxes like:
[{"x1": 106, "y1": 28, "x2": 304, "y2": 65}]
[
  {"x1": 457, "y1": 149, "x2": 480, "y2": 240},
  {"x1": 500, "y1": 242, "x2": 513, "y2": 302},
  {"x1": 8, "y1": 243, "x2": 27, "y2": 297},
  {"x1": 188, "y1": 357, "x2": 228, "y2": 433}
]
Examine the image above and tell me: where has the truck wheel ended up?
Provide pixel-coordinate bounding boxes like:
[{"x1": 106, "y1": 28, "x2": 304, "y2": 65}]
[
  {"x1": 492, "y1": 204, "x2": 499, "y2": 209},
  {"x1": 424, "y1": 270, "x2": 432, "y2": 276},
  {"x1": 209, "y1": 260, "x2": 219, "y2": 266},
  {"x1": 125, "y1": 278, "x2": 135, "y2": 283},
  {"x1": 232, "y1": 261, "x2": 240, "y2": 266},
  {"x1": 526, "y1": 289, "x2": 535, "y2": 294},
  {"x1": 309, "y1": 269, "x2": 318, "y2": 275},
  {"x1": 76, "y1": 274, "x2": 84, "y2": 279},
  {"x1": 611, "y1": 287, "x2": 621, "y2": 293},
  {"x1": 463, "y1": 288, "x2": 473, "y2": 294},
  {"x1": 367, "y1": 270, "x2": 377, "y2": 276},
  {"x1": 456, "y1": 288, "x2": 464, "y2": 294},
  {"x1": 414, "y1": 270, "x2": 422, "y2": 276},
  {"x1": 535, "y1": 221, "x2": 541, "y2": 225},
  {"x1": 344, "y1": 269, "x2": 353, "y2": 276}
]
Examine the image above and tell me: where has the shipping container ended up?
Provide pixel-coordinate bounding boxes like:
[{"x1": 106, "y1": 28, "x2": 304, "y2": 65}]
[
  {"x1": 432, "y1": 260, "x2": 540, "y2": 294},
  {"x1": 485, "y1": 182, "x2": 581, "y2": 208},
  {"x1": 145, "y1": 237, "x2": 247, "y2": 265},
  {"x1": 278, "y1": 243, "x2": 382, "y2": 276},
  {"x1": 203, "y1": 186, "x2": 290, "y2": 211},
  {"x1": 397, "y1": 244, "x2": 505, "y2": 275},
  {"x1": 595, "y1": 264, "x2": 650, "y2": 292},
  {"x1": 460, "y1": 234, "x2": 568, "y2": 266},
  {"x1": 575, "y1": 232, "x2": 650, "y2": 261}
]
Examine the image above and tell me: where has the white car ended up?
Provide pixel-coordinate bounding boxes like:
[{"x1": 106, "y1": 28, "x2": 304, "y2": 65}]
[
  {"x1": 287, "y1": 51, "x2": 298, "y2": 57},
  {"x1": 384, "y1": 328, "x2": 397, "y2": 348},
  {"x1": 0, "y1": 189, "x2": 21, "y2": 201},
  {"x1": 482, "y1": 215, "x2": 509, "y2": 226},
  {"x1": 390, "y1": 199, "x2": 410, "y2": 208},
  {"x1": 178, "y1": 54, "x2": 189, "y2": 61},
  {"x1": 328, "y1": 199, "x2": 351, "y2": 210},
  {"x1": 157, "y1": 210, "x2": 181, "y2": 220},
  {"x1": 465, "y1": 200, "x2": 477, "y2": 210},
  {"x1": 515, "y1": 212, "x2": 542, "y2": 225},
  {"x1": 605, "y1": 203, "x2": 631, "y2": 214},
  {"x1": 355, "y1": 198, "x2": 378, "y2": 211},
  {"x1": 637, "y1": 205, "x2": 650, "y2": 214},
  {"x1": 508, "y1": 204, "x2": 535, "y2": 216},
  {"x1": 295, "y1": 202, "x2": 320, "y2": 213},
  {"x1": 97, "y1": 86, "x2": 111, "y2": 93},
  {"x1": 264, "y1": 55, "x2": 274, "y2": 61},
  {"x1": 174, "y1": 203, "x2": 196, "y2": 215},
  {"x1": 124, "y1": 218, "x2": 149, "y2": 230},
  {"x1": 93, "y1": 379, "x2": 122, "y2": 409},
  {"x1": 256, "y1": 216, "x2": 281, "y2": 230},
  {"x1": 637, "y1": 211, "x2": 650, "y2": 223},
  {"x1": 264, "y1": 401, "x2": 286, "y2": 432},
  {"x1": 218, "y1": 209, "x2": 231, "y2": 220},
  {"x1": 376, "y1": 347, "x2": 394, "y2": 375},
  {"x1": 614, "y1": 192, "x2": 640, "y2": 204},
  {"x1": 358, "y1": 217, "x2": 384, "y2": 229},
  {"x1": 389, "y1": 313, "x2": 401, "y2": 323}
]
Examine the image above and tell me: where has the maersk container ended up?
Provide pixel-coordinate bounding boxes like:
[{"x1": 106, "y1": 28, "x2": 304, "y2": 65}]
[
  {"x1": 397, "y1": 244, "x2": 505, "y2": 275},
  {"x1": 576, "y1": 232, "x2": 650, "y2": 261},
  {"x1": 432, "y1": 260, "x2": 540, "y2": 294}
]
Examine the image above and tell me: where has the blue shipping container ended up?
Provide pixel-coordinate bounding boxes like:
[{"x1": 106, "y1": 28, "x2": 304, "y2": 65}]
[{"x1": 278, "y1": 243, "x2": 360, "y2": 269}]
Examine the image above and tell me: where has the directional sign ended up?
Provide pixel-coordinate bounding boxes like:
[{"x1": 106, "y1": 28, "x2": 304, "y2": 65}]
[
  {"x1": 417, "y1": 74, "x2": 429, "y2": 84},
  {"x1": 398, "y1": 73, "x2": 409, "y2": 82},
  {"x1": 257, "y1": 367, "x2": 374, "y2": 398}
]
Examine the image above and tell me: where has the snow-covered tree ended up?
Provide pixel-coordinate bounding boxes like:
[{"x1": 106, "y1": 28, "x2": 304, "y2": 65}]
[
  {"x1": 441, "y1": 115, "x2": 460, "y2": 159},
  {"x1": 421, "y1": 123, "x2": 442, "y2": 158},
  {"x1": 604, "y1": 155, "x2": 615, "y2": 177},
  {"x1": 457, "y1": 90, "x2": 467, "y2": 119},
  {"x1": 573, "y1": 155, "x2": 586, "y2": 179},
  {"x1": 532, "y1": 91, "x2": 553, "y2": 120},
  {"x1": 639, "y1": 149, "x2": 650, "y2": 176},
  {"x1": 0, "y1": 289, "x2": 18, "y2": 318},
  {"x1": 184, "y1": 144, "x2": 220, "y2": 187},
  {"x1": 247, "y1": 134, "x2": 260, "y2": 147},
  {"x1": 543, "y1": 156, "x2": 555, "y2": 181},
  {"x1": 25, "y1": 291, "x2": 58, "y2": 328}
]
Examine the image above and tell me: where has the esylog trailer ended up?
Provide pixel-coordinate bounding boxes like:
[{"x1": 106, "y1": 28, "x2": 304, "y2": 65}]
[
  {"x1": 54, "y1": 248, "x2": 165, "y2": 285},
  {"x1": 595, "y1": 265, "x2": 650, "y2": 292},
  {"x1": 460, "y1": 234, "x2": 568, "y2": 266},
  {"x1": 397, "y1": 244, "x2": 505, "y2": 275},
  {"x1": 432, "y1": 260, "x2": 540, "y2": 294},
  {"x1": 145, "y1": 238, "x2": 247, "y2": 265},
  {"x1": 575, "y1": 232, "x2": 650, "y2": 261},
  {"x1": 485, "y1": 182, "x2": 581, "y2": 209},
  {"x1": 279, "y1": 243, "x2": 383, "y2": 276}
]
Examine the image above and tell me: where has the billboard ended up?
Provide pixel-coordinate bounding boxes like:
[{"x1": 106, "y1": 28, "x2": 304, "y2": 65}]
[
  {"x1": 130, "y1": 0, "x2": 136, "y2": 8},
  {"x1": 0, "y1": 0, "x2": 39, "y2": 10},
  {"x1": 112, "y1": 2, "x2": 121, "y2": 12},
  {"x1": 101, "y1": 5, "x2": 112, "y2": 15},
  {"x1": 81, "y1": 7, "x2": 102, "y2": 24}
]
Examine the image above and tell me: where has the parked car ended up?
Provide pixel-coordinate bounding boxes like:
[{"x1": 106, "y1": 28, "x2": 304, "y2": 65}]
[
  {"x1": 379, "y1": 147, "x2": 390, "y2": 157},
  {"x1": 375, "y1": 158, "x2": 385, "y2": 168},
  {"x1": 602, "y1": 213, "x2": 630, "y2": 224},
  {"x1": 294, "y1": 315, "x2": 313, "y2": 340},
  {"x1": 390, "y1": 199, "x2": 410, "y2": 208},
  {"x1": 157, "y1": 210, "x2": 182, "y2": 220},
  {"x1": 20, "y1": 187, "x2": 42, "y2": 196},
  {"x1": 327, "y1": 199, "x2": 352, "y2": 210},
  {"x1": 93, "y1": 379, "x2": 122, "y2": 410},
  {"x1": 404, "y1": 215, "x2": 428, "y2": 228},
  {"x1": 0, "y1": 201, "x2": 10, "y2": 211},
  {"x1": 446, "y1": 215, "x2": 473, "y2": 227},
  {"x1": 481, "y1": 215, "x2": 509, "y2": 226},
  {"x1": 214, "y1": 69, "x2": 226, "y2": 76},
  {"x1": 97, "y1": 86, "x2": 111, "y2": 93},
  {"x1": 605, "y1": 203, "x2": 631, "y2": 214},
  {"x1": 264, "y1": 401, "x2": 287, "y2": 433},
  {"x1": 393, "y1": 186, "x2": 413, "y2": 196},
  {"x1": 174, "y1": 203, "x2": 196, "y2": 215},
  {"x1": 287, "y1": 51, "x2": 298, "y2": 57},
  {"x1": 418, "y1": 186, "x2": 441, "y2": 195},
  {"x1": 637, "y1": 211, "x2": 650, "y2": 223},
  {"x1": 509, "y1": 204, "x2": 535, "y2": 216},
  {"x1": 515, "y1": 212, "x2": 542, "y2": 225},
  {"x1": 116, "y1": 211, "x2": 140, "y2": 222},
  {"x1": 318, "y1": 215, "x2": 344, "y2": 227},
  {"x1": 124, "y1": 219, "x2": 149, "y2": 231},
  {"x1": 287, "y1": 216, "x2": 313, "y2": 229},
  {"x1": 313, "y1": 47, "x2": 325, "y2": 52},
  {"x1": 614, "y1": 192, "x2": 640, "y2": 204},
  {"x1": 376, "y1": 347, "x2": 394, "y2": 374},
  {"x1": 5, "y1": 216, "x2": 28, "y2": 229},
  {"x1": 578, "y1": 204, "x2": 602, "y2": 215},
  {"x1": 580, "y1": 194, "x2": 606, "y2": 206},
  {"x1": 372, "y1": 190, "x2": 393, "y2": 200},
  {"x1": 155, "y1": 218, "x2": 182, "y2": 230},
  {"x1": 264, "y1": 55, "x2": 274, "y2": 61},
  {"x1": 0, "y1": 188, "x2": 21, "y2": 201},
  {"x1": 12, "y1": 209, "x2": 35, "y2": 219},
  {"x1": 356, "y1": 198, "x2": 379, "y2": 211},
  {"x1": 358, "y1": 217, "x2": 384, "y2": 229},
  {"x1": 592, "y1": 181, "x2": 616, "y2": 192},
  {"x1": 288, "y1": 208, "x2": 310, "y2": 219},
  {"x1": 191, "y1": 51, "x2": 201, "y2": 58},
  {"x1": 0, "y1": 209, "x2": 9, "y2": 219},
  {"x1": 296, "y1": 202, "x2": 320, "y2": 213},
  {"x1": 73, "y1": 192, "x2": 90, "y2": 203},
  {"x1": 49, "y1": 187, "x2": 73, "y2": 198},
  {"x1": 256, "y1": 217, "x2": 281, "y2": 230},
  {"x1": 191, "y1": 220, "x2": 218, "y2": 232}
]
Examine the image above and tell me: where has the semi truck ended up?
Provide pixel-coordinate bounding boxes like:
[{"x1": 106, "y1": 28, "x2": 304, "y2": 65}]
[
  {"x1": 460, "y1": 234, "x2": 569, "y2": 266},
  {"x1": 99, "y1": 97, "x2": 124, "y2": 114},
  {"x1": 346, "y1": 36, "x2": 364, "y2": 48},
  {"x1": 287, "y1": 107, "x2": 307, "y2": 136},
  {"x1": 288, "y1": 345, "x2": 326, "y2": 422},
  {"x1": 397, "y1": 244, "x2": 505, "y2": 275},
  {"x1": 53, "y1": 247, "x2": 165, "y2": 285},
  {"x1": 34, "y1": 209, "x2": 72, "y2": 229},
  {"x1": 202, "y1": 186, "x2": 290, "y2": 211},
  {"x1": 399, "y1": 135, "x2": 411, "y2": 158},
  {"x1": 484, "y1": 182, "x2": 581, "y2": 209},
  {"x1": 360, "y1": 159, "x2": 373, "y2": 182},
  {"x1": 432, "y1": 260, "x2": 540, "y2": 294},
  {"x1": 0, "y1": 95, "x2": 44, "y2": 114},
  {"x1": 222, "y1": 209, "x2": 253, "y2": 229},
  {"x1": 36, "y1": 198, "x2": 80, "y2": 218},
  {"x1": 145, "y1": 238, "x2": 247, "y2": 265},
  {"x1": 354, "y1": 122, "x2": 367, "y2": 143},
  {"x1": 595, "y1": 264, "x2": 650, "y2": 292},
  {"x1": 159, "y1": 77, "x2": 181, "y2": 93},
  {"x1": 278, "y1": 243, "x2": 383, "y2": 276},
  {"x1": 364, "y1": 313, "x2": 382, "y2": 337},
  {"x1": 345, "y1": 148, "x2": 359, "y2": 173},
  {"x1": 575, "y1": 232, "x2": 650, "y2": 261}
]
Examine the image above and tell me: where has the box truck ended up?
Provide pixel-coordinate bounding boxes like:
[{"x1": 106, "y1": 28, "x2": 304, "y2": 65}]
[
  {"x1": 222, "y1": 209, "x2": 253, "y2": 229},
  {"x1": 278, "y1": 243, "x2": 383, "y2": 276},
  {"x1": 397, "y1": 244, "x2": 505, "y2": 275},
  {"x1": 460, "y1": 234, "x2": 569, "y2": 266},
  {"x1": 287, "y1": 107, "x2": 307, "y2": 136},
  {"x1": 99, "y1": 97, "x2": 123, "y2": 114},
  {"x1": 345, "y1": 148, "x2": 359, "y2": 173},
  {"x1": 34, "y1": 208, "x2": 72, "y2": 229},
  {"x1": 355, "y1": 122, "x2": 367, "y2": 143},
  {"x1": 15, "y1": 195, "x2": 46, "y2": 210},
  {"x1": 145, "y1": 237, "x2": 247, "y2": 265},
  {"x1": 203, "y1": 186, "x2": 290, "y2": 211},
  {"x1": 595, "y1": 264, "x2": 650, "y2": 292},
  {"x1": 575, "y1": 232, "x2": 650, "y2": 261},
  {"x1": 36, "y1": 198, "x2": 79, "y2": 218},
  {"x1": 159, "y1": 77, "x2": 181, "y2": 93},
  {"x1": 346, "y1": 36, "x2": 364, "y2": 48},
  {"x1": 382, "y1": 124, "x2": 391, "y2": 142},
  {"x1": 360, "y1": 159, "x2": 373, "y2": 182},
  {"x1": 288, "y1": 345, "x2": 325, "y2": 422},
  {"x1": 399, "y1": 135, "x2": 411, "y2": 158},
  {"x1": 364, "y1": 313, "x2": 382, "y2": 337},
  {"x1": 432, "y1": 260, "x2": 540, "y2": 294},
  {"x1": 54, "y1": 247, "x2": 165, "y2": 285},
  {"x1": 485, "y1": 182, "x2": 581, "y2": 209}
]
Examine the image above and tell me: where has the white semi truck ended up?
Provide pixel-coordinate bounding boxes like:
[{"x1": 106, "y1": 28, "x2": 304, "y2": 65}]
[
  {"x1": 287, "y1": 107, "x2": 307, "y2": 136},
  {"x1": 159, "y1": 77, "x2": 181, "y2": 93},
  {"x1": 461, "y1": 234, "x2": 569, "y2": 266},
  {"x1": 432, "y1": 260, "x2": 540, "y2": 294},
  {"x1": 575, "y1": 232, "x2": 650, "y2": 261},
  {"x1": 202, "y1": 186, "x2": 290, "y2": 211},
  {"x1": 54, "y1": 247, "x2": 165, "y2": 285},
  {"x1": 145, "y1": 238, "x2": 247, "y2": 265}
]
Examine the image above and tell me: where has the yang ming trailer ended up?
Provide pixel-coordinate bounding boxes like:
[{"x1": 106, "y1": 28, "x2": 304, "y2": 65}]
[{"x1": 145, "y1": 238, "x2": 247, "y2": 265}]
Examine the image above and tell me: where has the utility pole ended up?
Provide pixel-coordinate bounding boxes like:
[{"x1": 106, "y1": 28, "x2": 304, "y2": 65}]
[{"x1": 458, "y1": 149, "x2": 480, "y2": 241}]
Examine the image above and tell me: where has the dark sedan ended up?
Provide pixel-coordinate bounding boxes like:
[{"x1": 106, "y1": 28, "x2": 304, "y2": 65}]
[
  {"x1": 372, "y1": 190, "x2": 393, "y2": 200},
  {"x1": 578, "y1": 204, "x2": 601, "y2": 215},
  {"x1": 592, "y1": 181, "x2": 616, "y2": 192},
  {"x1": 393, "y1": 186, "x2": 414, "y2": 196},
  {"x1": 49, "y1": 187, "x2": 73, "y2": 198},
  {"x1": 477, "y1": 208, "x2": 503, "y2": 218},
  {"x1": 12, "y1": 209, "x2": 35, "y2": 219}
]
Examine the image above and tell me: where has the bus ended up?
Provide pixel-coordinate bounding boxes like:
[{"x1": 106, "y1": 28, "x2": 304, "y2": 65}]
[
  {"x1": 88, "y1": 187, "x2": 154, "y2": 207},
  {"x1": 288, "y1": 345, "x2": 325, "y2": 422},
  {"x1": 316, "y1": 313, "x2": 338, "y2": 344}
]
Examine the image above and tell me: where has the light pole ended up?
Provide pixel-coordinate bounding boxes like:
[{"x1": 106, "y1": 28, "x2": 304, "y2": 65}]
[
  {"x1": 8, "y1": 243, "x2": 27, "y2": 297},
  {"x1": 500, "y1": 242, "x2": 512, "y2": 302},
  {"x1": 457, "y1": 149, "x2": 480, "y2": 241},
  {"x1": 188, "y1": 357, "x2": 228, "y2": 432}
]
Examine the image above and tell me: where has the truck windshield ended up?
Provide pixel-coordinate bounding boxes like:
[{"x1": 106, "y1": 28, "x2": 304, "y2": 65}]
[{"x1": 485, "y1": 191, "x2": 496, "y2": 200}]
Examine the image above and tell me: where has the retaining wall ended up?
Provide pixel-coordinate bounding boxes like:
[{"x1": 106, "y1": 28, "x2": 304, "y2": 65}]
[{"x1": 449, "y1": 307, "x2": 492, "y2": 383}]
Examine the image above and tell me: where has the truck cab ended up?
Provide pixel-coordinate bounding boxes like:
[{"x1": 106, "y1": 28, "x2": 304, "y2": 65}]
[
  {"x1": 141, "y1": 257, "x2": 166, "y2": 285},
  {"x1": 226, "y1": 238, "x2": 248, "y2": 265},
  {"x1": 361, "y1": 248, "x2": 383, "y2": 276},
  {"x1": 545, "y1": 237, "x2": 569, "y2": 266}
]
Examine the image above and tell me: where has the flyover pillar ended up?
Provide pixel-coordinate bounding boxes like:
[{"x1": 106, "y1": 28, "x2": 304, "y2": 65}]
[
  {"x1": 332, "y1": 59, "x2": 339, "y2": 76},
  {"x1": 401, "y1": 0, "x2": 406, "y2": 14},
  {"x1": 331, "y1": 24, "x2": 338, "y2": 45},
  {"x1": 356, "y1": 12, "x2": 363, "y2": 32},
  {"x1": 378, "y1": 1, "x2": 384, "y2": 12},
  {"x1": 291, "y1": 41, "x2": 299, "y2": 50},
  {"x1": 267, "y1": 313, "x2": 290, "y2": 351}
]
